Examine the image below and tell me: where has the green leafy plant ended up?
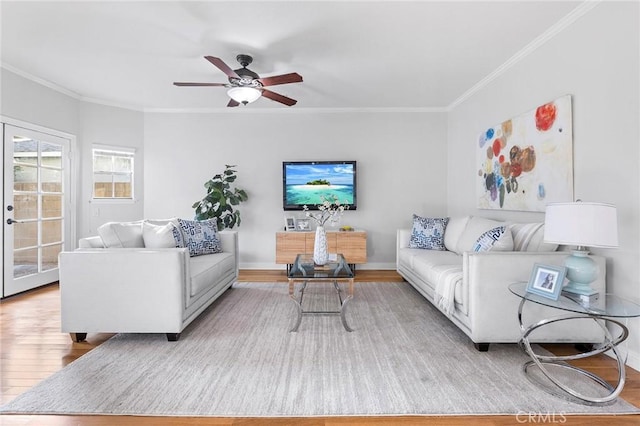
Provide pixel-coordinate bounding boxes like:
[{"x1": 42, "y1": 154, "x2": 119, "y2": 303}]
[{"x1": 192, "y1": 165, "x2": 249, "y2": 230}]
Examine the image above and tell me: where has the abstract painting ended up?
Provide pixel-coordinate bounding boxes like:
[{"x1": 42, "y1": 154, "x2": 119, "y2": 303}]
[{"x1": 476, "y1": 95, "x2": 573, "y2": 212}]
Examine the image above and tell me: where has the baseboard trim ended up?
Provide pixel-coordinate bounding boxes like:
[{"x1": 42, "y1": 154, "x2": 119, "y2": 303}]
[{"x1": 606, "y1": 348, "x2": 640, "y2": 373}]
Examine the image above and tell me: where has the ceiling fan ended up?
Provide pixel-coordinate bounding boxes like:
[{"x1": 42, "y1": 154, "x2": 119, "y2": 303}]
[{"x1": 173, "y1": 54, "x2": 303, "y2": 107}]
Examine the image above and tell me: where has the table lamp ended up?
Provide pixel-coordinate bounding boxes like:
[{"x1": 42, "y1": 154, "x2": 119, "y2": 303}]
[{"x1": 543, "y1": 202, "x2": 618, "y2": 296}]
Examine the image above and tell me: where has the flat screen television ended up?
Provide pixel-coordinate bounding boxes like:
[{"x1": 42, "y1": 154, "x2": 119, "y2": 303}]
[{"x1": 283, "y1": 161, "x2": 357, "y2": 210}]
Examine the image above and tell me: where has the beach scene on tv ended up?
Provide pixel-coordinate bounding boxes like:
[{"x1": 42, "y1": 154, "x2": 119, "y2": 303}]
[{"x1": 285, "y1": 163, "x2": 355, "y2": 206}]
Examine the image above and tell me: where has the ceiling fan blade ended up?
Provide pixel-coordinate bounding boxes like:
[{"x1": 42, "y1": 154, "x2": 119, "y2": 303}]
[
  {"x1": 205, "y1": 56, "x2": 240, "y2": 79},
  {"x1": 258, "y1": 73, "x2": 303, "y2": 87},
  {"x1": 173, "y1": 82, "x2": 227, "y2": 87},
  {"x1": 227, "y1": 99, "x2": 240, "y2": 107},
  {"x1": 261, "y1": 89, "x2": 297, "y2": 106}
]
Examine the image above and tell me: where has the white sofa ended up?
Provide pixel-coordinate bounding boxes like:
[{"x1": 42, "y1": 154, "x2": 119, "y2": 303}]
[
  {"x1": 397, "y1": 215, "x2": 605, "y2": 351},
  {"x1": 59, "y1": 219, "x2": 238, "y2": 342}
]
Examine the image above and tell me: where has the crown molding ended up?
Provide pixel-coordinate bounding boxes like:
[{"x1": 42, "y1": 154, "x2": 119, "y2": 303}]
[
  {"x1": 1, "y1": 62, "x2": 147, "y2": 111},
  {"x1": 2, "y1": 1, "x2": 600, "y2": 115},
  {"x1": 79, "y1": 96, "x2": 145, "y2": 112},
  {"x1": 0, "y1": 63, "x2": 446, "y2": 113},
  {"x1": 446, "y1": 0, "x2": 602, "y2": 111},
  {"x1": 1, "y1": 62, "x2": 81, "y2": 100}
]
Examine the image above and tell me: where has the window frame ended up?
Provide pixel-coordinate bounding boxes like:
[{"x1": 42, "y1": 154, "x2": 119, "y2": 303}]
[{"x1": 91, "y1": 144, "x2": 136, "y2": 204}]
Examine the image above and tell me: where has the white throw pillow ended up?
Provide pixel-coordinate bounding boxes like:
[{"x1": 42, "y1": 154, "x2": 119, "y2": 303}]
[
  {"x1": 473, "y1": 226, "x2": 514, "y2": 252},
  {"x1": 512, "y1": 223, "x2": 558, "y2": 252},
  {"x1": 444, "y1": 216, "x2": 471, "y2": 252},
  {"x1": 142, "y1": 221, "x2": 178, "y2": 248},
  {"x1": 455, "y1": 216, "x2": 504, "y2": 254},
  {"x1": 97, "y1": 221, "x2": 144, "y2": 248}
]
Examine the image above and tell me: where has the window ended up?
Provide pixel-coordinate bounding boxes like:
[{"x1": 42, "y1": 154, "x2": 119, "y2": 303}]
[{"x1": 92, "y1": 146, "x2": 135, "y2": 200}]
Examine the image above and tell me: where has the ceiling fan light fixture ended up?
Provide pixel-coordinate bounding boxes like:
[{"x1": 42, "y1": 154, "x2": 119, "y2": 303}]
[{"x1": 227, "y1": 87, "x2": 261, "y2": 105}]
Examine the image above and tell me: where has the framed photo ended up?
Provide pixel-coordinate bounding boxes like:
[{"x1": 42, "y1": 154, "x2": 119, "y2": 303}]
[
  {"x1": 284, "y1": 216, "x2": 296, "y2": 231},
  {"x1": 296, "y1": 218, "x2": 310, "y2": 231},
  {"x1": 526, "y1": 263, "x2": 566, "y2": 300}
]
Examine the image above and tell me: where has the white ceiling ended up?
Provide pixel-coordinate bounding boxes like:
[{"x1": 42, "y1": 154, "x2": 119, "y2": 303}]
[{"x1": 1, "y1": 1, "x2": 584, "y2": 111}]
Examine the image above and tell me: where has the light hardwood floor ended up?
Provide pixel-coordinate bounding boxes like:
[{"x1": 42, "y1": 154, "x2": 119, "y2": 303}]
[{"x1": 1, "y1": 271, "x2": 639, "y2": 425}]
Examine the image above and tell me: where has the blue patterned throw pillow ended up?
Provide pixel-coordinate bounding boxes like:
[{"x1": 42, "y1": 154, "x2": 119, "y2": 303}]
[
  {"x1": 172, "y1": 224, "x2": 185, "y2": 248},
  {"x1": 409, "y1": 215, "x2": 449, "y2": 250},
  {"x1": 177, "y1": 219, "x2": 222, "y2": 257},
  {"x1": 473, "y1": 226, "x2": 514, "y2": 252}
]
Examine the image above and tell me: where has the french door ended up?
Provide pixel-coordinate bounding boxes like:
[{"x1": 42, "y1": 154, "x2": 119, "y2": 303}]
[{"x1": 3, "y1": 124, "x2": 72, "y2": 297}]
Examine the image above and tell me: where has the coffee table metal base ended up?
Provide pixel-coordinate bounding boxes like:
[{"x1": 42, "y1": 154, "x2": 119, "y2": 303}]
[{"x1": 288, "y1": 279, "x2": 354, "y2": 332}]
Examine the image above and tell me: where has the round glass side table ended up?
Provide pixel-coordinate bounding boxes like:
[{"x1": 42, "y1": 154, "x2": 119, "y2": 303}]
[{"x1": 509, "y1": 282, "x2": 640, "y2": 405}]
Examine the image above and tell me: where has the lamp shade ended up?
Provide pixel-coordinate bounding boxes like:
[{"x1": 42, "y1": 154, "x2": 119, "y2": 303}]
[
  {"x1": 227, "y1": 87, "x2": 261, "y2": 104},
  {"x1": 543, "y1": 202, "x2": 618, "y2": 248}
]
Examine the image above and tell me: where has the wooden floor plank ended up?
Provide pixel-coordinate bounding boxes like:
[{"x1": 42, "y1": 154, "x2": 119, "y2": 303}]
[{"x1": 1, "y1": 272, "x2": 638, "y2": 425}]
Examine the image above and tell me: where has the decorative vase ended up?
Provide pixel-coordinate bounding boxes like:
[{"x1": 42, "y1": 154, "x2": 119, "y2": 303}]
[{"x1": 313, "y1": 225, "x2": 329, "y2": 265}]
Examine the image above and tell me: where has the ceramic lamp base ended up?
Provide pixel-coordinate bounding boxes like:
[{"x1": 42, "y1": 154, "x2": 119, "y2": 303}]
[{"x1": 563, "y1": 250, "x2": 598, "y2": 296}]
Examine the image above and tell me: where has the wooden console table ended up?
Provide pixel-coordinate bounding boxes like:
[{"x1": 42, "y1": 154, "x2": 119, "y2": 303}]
[{"x1": 276, "y1": 230, "x2": 367, "y2": 265}]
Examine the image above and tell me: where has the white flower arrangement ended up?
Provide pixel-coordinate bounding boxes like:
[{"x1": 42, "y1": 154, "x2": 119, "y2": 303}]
[{"x1": 303, "y1": 195, "x2": 348, "y2": 227}]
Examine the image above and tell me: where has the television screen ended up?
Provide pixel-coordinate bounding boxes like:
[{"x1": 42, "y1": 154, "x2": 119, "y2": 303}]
[{"x1": 283, "y1": 161, "x2": 357, "y2": 210}]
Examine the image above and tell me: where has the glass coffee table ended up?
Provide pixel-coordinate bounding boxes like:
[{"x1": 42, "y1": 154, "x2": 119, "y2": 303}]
[{"x1": 288, "y1": 253, "x2": 355, "y2": 332}]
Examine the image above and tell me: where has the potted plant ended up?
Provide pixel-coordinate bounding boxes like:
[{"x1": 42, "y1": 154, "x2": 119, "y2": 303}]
[{"x1": 192, "y1": 165, "x2": 248, "y2": 230}]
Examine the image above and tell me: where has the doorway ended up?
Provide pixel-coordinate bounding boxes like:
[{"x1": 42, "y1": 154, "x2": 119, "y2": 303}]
[{"x1": 3, "y1": 123, "x2": 74, "y2": 297}]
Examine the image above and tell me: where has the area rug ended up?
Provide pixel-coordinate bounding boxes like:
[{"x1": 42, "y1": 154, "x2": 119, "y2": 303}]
[{"x1": 1, "y1": 282, "x2": 638, "y2": 416}]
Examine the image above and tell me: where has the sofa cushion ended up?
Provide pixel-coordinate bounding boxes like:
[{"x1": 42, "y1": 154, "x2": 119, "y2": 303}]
[
  {"x1": 444, "y1": 216, "x2": 470, "y2": 252},
  {"x1": 455, "y1": 216, "x2": 504, "y2": 254},
  {"x1": 431, "y1": 264, "x2": 464, "y2": 316},
  {"x1": 404, "y1": 250, "x2": 460, "y2": 292},
  {"x1": 141, "y1": 218, "x2": 186, "y2": 248},
  {"x1": 400, "y1": 248, "x2": 461, "y2": 274},
  {"x1": 78, "y1": 236, "x2": 105, "y2": 248},
  {"x1": 178, "y1": 219, "x2": 222, "y2": 257},
  {"x1": 97, "y1": 221, "x2": 144, "y2": 248},
  {"x1": 145, "y1": 218, "x2": 177, "y2": 227},
  {"x1": 409, "y1": 215, "x2": 449, "y2": 250},
  {"x1": 473, "y1": 226, "x2": 514, "y2": 252},
  {"x1": 189, "y1": 252, "x2": 235, "y2": 297},
  {"x1": 142, "y1": 221, "x2": 178, "y2": 248},
  {"x1": 512, "y1": 223, "x2": 558, "y2": 252}
]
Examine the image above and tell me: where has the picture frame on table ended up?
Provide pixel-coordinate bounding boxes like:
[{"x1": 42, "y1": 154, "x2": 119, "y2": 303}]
[
  {"x1": 526, "y1": 263, "x2": 566, "y2": 300},
  {"x1": 296, "y1": 218, "x2": 310, "y2": 231},
  {"x1": 284, "y1": 216, "x2": 296, "y2": 231}
]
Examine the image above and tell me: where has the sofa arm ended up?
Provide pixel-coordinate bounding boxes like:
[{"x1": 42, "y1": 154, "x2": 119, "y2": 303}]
[
  {"x1": 218, "y1": 230, "x2": 238, "y2": 275},
  {"x1": 218, "y1": 230, "x2": 237, "y2": 253},
  {"x1": 396, "y1": 229, "x2": 411, "y2": 265},
  {"x1": 397, "y1": 229, "x2": 411, "y2": 249},
  {"x1": 59, "y1": 248, "x2": 190, "y2": 333},
  {"x1": 463, "y1": 251, "x2": 606, "y2": 343}
]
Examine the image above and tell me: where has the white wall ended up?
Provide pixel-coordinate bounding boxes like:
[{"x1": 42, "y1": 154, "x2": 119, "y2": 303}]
[
  {"x1": 1, "y1": 68, "x2": 80, "y2": 273},
  {"x1": 79, "y1": 102, "x2": 144, "y2": 236},
  {"x1": 1, "y1": 69, "x2": 146, "y2": 240},
  {"x1": 447, "y1": 1, "x2": 640, "y2": 369},
  {"x1": 1, "y1": 69, "x2": 79, "y2": 135},
  {"x1": 143, "y1": 111, "x2": 447, "y2": 269}
]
